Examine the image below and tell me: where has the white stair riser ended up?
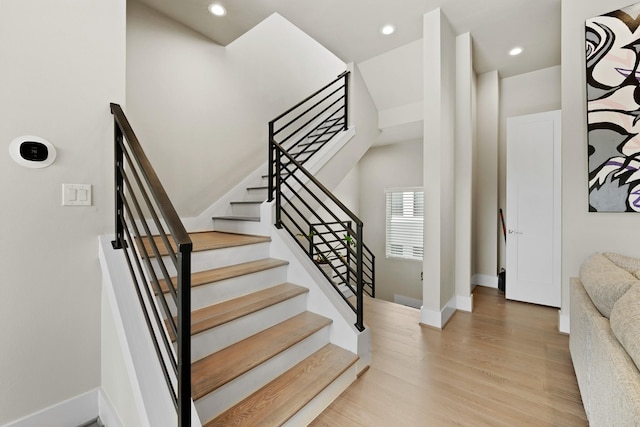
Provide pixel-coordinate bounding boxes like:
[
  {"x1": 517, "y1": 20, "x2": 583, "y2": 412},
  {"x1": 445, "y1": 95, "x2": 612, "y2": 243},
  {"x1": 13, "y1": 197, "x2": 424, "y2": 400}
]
[
  {"x1": 163, "y1": 265, "x2": 289, "y2": 312},
  {"x1": 338, "y1": 284, "x2": 355, "y2": 298},
  {"x1": 189, "y1": 293, "x2": 308, "y2": 363},
  {"x1": 212, "y1": 218, "x2": 266, "y2": 235},
  {"x1": 246, "y1": 187, "x2": 268, "y2": 200},
  {"x1": 147, "y1": 242, "x2": 271, "y2": 278},
  {"x1": 282, "y1": 363, "x2": 358, "y2": 427},
  {"x1": 194, "y1": 326, "x2": 331, "y2": 423},
  {"x1": 230, "y1": 202, "x2": 262, "y2": 218}
]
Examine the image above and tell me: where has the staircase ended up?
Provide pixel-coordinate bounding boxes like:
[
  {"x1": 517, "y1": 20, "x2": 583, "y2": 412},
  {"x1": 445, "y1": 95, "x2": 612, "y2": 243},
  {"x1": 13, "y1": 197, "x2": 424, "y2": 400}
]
[
  {"x1": 147, "y1": 230, "x2": 359, "y2": 426},
  {"x1": 210, "y1": 116, "x2": 348, "y2": 230},
  {"x1": 105, "y1": 71, "x2": 371, "y2": 426}
]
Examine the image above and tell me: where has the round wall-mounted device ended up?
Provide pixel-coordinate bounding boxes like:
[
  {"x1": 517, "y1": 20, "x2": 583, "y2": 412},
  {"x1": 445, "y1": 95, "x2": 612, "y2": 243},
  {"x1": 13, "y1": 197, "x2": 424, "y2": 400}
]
[{"x1": 9, "y1": 135, "x2": 56, "y2": 168}]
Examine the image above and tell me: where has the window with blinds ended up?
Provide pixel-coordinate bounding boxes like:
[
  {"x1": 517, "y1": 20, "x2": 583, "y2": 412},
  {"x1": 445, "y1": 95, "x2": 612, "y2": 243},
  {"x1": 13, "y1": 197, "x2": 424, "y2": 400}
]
[{"x1": 385, "y1": 189, "x2": 424, "y2": 261}]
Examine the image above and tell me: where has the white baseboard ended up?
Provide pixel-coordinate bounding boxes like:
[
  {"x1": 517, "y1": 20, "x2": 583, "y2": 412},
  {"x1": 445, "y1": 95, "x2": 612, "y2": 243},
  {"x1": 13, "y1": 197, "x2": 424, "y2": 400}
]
[
  {"x1": 98, "y1": 388, "x2": 124, "y2": 427},
  {"x1": 559, "y1": 311, "x2": 570, "y2": 334},
  {"x1": 420, "y1": 293, "x2": 474, "y2": 328},
  {"x1": 1, "y1": 388, "x2": 121, "y2": 427},
  {"x1": 393, "y1": 294, "x2": 422, "y2": 309},
  {"x1": 420, "y1": 295, "x2": 458, "y2": 329},
  {"x1": 456, "y1": 294, "x2": 473, "y2": 313},
  {"x1": 472, "y1": 274, "x2": 499, "y2": 288}
]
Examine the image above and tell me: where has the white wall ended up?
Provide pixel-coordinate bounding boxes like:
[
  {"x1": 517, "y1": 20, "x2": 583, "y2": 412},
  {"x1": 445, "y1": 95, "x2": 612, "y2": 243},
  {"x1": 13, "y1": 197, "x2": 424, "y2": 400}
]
[
  {"x1": 475, "y1": 71, "x2": 500, "y2": 279},
  {"x1": 315, "y1": 63, "x2": 379, "y2": 193},
  {"x1": 332, "y1": 165, "x2": 360, "y2": 217},
  {"x1": 422, "y1": 9, "x2": 457, "y2": 326},
  {"x1": 126, "y1": 2, "x2": 347, "y2": 217},
  {"x1": 358, "y1": 141, "x2": 424, "y2": 302},
  {"x1": 0, "y1": 0, "x2": 126, "y2": 424},
  {"x1": 561, "y1": 0, "x2": 640, "y2": 327},
  {"x1": 499, "y1": 65, "x2": 561, "y2": 269},
  {"x1": 357, "y1": 40, "x2": 423, "y2": 112}
]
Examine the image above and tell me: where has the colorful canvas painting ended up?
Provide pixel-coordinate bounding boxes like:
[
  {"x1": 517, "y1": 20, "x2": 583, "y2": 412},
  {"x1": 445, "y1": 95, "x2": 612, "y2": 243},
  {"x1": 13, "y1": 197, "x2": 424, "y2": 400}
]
[{"x1": 586, "y1": 2, "x2": 640, "y2": 212}]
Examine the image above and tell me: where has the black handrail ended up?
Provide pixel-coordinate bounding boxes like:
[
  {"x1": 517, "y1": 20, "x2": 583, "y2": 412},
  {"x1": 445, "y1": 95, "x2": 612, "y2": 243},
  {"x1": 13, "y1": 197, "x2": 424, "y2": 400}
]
[
  {"x1": 110, "y1": 103, "x2": 191, "y2": 427},
  {"x1": 267, "y1": 72, "x2": 373, "y2": 331}
]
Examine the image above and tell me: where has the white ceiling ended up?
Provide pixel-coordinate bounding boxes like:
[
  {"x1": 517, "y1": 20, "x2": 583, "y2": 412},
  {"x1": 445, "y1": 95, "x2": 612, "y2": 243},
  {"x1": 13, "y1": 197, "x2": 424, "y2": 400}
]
[{"x1": 137, "y1": 0, "x2": 561, "y2": 78}]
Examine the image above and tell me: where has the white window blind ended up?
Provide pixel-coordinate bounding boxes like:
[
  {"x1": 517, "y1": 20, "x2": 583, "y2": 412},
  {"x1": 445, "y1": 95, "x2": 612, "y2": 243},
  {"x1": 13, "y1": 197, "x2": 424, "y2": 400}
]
[{"x1": 385, "y1": 189, "x2": 424, "y2": 261}]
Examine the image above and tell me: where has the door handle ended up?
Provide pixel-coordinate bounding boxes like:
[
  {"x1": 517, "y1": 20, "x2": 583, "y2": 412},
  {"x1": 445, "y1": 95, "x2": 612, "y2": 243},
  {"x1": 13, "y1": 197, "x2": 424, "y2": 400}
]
[{"x1": 508, "y1": 229, "x2": 523, "y2": 235}]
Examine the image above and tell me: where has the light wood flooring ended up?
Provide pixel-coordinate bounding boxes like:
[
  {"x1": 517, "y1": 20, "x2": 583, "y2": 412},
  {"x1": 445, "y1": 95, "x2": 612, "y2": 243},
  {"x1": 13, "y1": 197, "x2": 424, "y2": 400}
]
[{"x1": 311, "y1": 286, "x2": 587, "y2": 427}]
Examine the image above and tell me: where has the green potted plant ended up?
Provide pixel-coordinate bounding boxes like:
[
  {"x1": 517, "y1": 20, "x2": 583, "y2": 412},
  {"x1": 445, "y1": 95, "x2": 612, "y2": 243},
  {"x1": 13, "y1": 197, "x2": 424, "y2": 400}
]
[
  {"x1": 295, "y1": 230, "x2": 315, "y2": 254},
  {"x1": 315, "y1": 253, "x2": 333, "y2": 278},
  {"x1": 343, "y1": 233, "x2": 355, "y2": 247}
]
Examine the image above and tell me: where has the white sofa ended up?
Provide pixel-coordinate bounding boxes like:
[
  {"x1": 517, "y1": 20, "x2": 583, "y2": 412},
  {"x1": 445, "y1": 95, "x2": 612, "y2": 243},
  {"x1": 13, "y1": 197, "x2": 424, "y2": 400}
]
[{"x1": 570, "y1": 252, "x2": 640, "y2": 426}]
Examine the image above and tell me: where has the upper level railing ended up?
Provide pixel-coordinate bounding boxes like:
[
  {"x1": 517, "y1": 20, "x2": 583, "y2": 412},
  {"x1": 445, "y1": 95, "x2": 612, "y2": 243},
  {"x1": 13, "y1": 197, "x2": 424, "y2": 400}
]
[
  {"x1": 110, "y1": 103, "x2": 191, "y2": 427},
  {"x1": 267, "y1": 72, "x2": 374, "y2": 331},
  {"x1": 268, "y1": 71, "x2": 349, "y2": 170}
]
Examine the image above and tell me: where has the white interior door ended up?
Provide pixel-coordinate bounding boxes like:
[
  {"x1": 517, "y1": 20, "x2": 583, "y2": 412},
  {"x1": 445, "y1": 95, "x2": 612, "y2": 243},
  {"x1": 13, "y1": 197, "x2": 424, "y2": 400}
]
[{"x1": 506, "y1": 110, "x2": 561, "y2": 307}]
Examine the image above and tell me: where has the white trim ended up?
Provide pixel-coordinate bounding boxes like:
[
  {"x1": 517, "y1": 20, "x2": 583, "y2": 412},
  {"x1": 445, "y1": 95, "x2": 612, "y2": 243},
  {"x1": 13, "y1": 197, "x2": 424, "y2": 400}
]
[
  {"x1": 442, "y1": 296, "x2": 457, "y2": 326},
  {"x1": 0, "y1": 388, "x2": 122, "y2": 427},
  {"x1": 393, "y1": 294, "x2": 422, "y2": 309},
  {"x1": 98, "y1": 388, "x2": 124, "y2": 427},
  {"x1": 420, "y1": 295, "x2": 457, "y2": 329},
  {"x1": 471, "y1": 274, "x2": 498, "y2": 288},
  {"x1": 420, "y1": 306, "x2": 443, "y2": 328},
  {"x1": 456, "y1": 294, "x2": 473, "y2": 313},
  {"x1": 559, "y1": 311, "x2": 570, "y2": 334},
  {"x1": 384, "y1": 186, "x2": 424, "y2": 193}
]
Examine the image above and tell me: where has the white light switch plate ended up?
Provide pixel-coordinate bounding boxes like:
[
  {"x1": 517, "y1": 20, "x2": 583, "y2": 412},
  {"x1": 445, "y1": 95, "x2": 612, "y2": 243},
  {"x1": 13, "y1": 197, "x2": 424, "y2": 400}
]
[{"x1": 62, "y1": 184, "x2": 92, "y2": 206}]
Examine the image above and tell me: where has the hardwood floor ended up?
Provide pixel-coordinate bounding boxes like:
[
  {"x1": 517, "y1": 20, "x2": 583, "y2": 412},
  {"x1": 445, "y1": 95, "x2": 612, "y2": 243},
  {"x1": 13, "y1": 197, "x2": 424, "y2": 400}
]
[{"x1": 311, "y1": 286, "x2": 587, "y2": 426}]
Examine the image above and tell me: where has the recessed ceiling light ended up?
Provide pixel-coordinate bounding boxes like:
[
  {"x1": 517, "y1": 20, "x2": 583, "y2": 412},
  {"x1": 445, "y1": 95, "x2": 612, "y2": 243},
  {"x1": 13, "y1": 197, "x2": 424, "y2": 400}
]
[
  {"x1": 380, "y1": 24, "x2": 396, "y2": 35},
  {"x1": 208, "y1": 3, "x2": 226, "y2": 16},
  {"x1": 509, "y1": 46, "x2": 523, "y2": 56}
]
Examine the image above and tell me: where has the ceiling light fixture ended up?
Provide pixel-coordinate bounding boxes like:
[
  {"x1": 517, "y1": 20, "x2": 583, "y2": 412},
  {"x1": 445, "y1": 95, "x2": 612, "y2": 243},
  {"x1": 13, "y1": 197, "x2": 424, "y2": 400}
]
[
  {"x1": 381, "y1": 24, "x2": 396, "y2": 35},
  {"x1": 208, "y1": 3, "x2": 227, "y2": 16},
  {"x1": 509, "y1": 46, "x2": 523, "y2": 56}
]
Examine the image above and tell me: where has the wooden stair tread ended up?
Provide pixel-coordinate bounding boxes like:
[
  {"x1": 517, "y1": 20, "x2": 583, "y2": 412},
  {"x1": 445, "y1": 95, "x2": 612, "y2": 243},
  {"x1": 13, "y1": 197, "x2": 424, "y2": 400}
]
[
  {"x1": 191, "y1": 312, "x2": 332, "y2": 400},
  {"x1": 167, "y1": 283, "x2": 308, "y2": 340},
  {"x1": 158, "y1": 258, "x2": 289, "y2": 294},
  {"x1": 139, "y1": 231, "x2": 270, "y2": 257},
  {"x1": 211, "y1": 216, "x2": 261, "y2": 222},
  {"x1": 204, "y1": 344, "x2": 358, "y2": 427},
  {"x1": 190, "y1": 283, "x2": 307, "y2": 335},
  {"x1": 229, "y1": 200, "x2": 263, "y2": 205}
]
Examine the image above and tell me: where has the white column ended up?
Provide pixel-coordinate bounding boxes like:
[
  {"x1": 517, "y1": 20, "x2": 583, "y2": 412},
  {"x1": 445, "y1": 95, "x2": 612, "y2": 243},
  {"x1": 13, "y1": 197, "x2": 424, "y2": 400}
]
[{"x1": 421, "y1": 9, "x2": 457, "y2": 328}]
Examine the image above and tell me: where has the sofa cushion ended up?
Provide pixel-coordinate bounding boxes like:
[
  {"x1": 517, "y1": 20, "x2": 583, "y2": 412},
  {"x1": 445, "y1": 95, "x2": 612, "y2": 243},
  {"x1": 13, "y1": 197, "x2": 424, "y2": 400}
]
[
  {"x1": 579, "y1": 253, "x2": 637, "y2": 318},
  {"x1": 610, "y1": 284, "x2": 640, "y2": 373},
  {"x1": 604, "y1": 252, "x2": 640, "y2": 276}
]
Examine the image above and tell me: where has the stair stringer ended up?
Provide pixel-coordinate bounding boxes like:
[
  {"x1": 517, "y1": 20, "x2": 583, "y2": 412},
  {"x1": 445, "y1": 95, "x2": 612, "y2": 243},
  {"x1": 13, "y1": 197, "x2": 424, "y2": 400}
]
[
  {"x1": 182, "y1": 126, "x2": 356, "y2": 232},
  {"x1": 264, "y1": 203, "x2": 372, "y2": 374},
  {"x1": 98, "y1": 235, "x2": 204, "y2": 427}
]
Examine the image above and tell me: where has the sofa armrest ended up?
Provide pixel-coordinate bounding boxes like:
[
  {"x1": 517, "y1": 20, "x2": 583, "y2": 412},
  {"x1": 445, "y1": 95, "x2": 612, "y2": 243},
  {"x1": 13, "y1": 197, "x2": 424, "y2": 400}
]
[{"x1": 570, "y1": 278, "x2": 597, "y2": 417}]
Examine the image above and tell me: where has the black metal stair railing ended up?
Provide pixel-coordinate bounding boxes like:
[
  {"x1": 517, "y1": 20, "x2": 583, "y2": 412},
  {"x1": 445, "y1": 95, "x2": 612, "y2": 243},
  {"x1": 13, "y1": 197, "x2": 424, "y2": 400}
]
[
  {"x1": 306, "y1": 221, "x2": 375, "y2": 298},
  {"x1": 267, "y1": 72, "x2": 375, "y2": 331},
  {"x1": 110, "y1": 103, "x2": 191, "y2": 427},
  {"x1": 268, "y1": 71, "x2": 349, "y2": 172}
]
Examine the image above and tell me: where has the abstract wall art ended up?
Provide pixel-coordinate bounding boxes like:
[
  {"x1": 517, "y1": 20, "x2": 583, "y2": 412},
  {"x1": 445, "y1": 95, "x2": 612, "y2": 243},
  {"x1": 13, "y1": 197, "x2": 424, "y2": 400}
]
[{"x1": 586, "y1": 2, "x2": 640, "y2": 212}]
